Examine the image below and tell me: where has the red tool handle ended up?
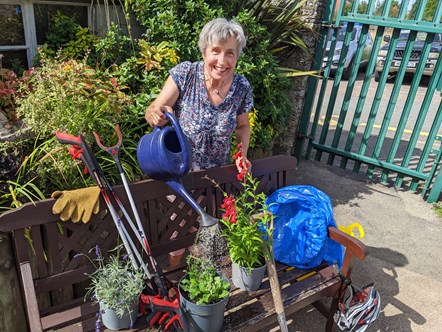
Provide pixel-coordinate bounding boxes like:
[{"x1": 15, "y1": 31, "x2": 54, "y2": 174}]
[
  {"x1": 141, "y1": 294, "x2": 180, "y2": 309},
  {"x1": 55, "y1": 131, "x2": 81, "y2": 145}
]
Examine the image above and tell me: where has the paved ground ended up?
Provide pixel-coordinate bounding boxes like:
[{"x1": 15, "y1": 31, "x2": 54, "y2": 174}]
[{"x1": 259, "y1": 159, "x2": 442, "y2": 332}]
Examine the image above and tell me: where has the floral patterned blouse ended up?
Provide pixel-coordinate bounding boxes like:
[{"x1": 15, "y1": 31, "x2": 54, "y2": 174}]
[{"x1": 170, "y1": 61, "x2": 254, "y2": 171}]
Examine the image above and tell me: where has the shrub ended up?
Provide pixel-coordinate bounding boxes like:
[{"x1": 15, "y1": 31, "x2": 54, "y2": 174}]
[
  {"x1": 17, "y1": 54, "x2": 129, "y2": 138},
  {"x1": 13, "y1": 54, "x2": 134, "y2": 192},
  {"x1": 0, "y1": 68, "x2": 33, "y2": 124},
  {"x1": 37, "y1": 11, "x2": 97, "y2": 62},
  {"x1": 1, "y1": 0, "x2": 310, "y2": 208}
]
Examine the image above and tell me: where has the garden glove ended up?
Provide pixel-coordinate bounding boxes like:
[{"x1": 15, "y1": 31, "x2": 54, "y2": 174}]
[{"x1": 51, "y1": 187, "x2": 101, "y2": 223}]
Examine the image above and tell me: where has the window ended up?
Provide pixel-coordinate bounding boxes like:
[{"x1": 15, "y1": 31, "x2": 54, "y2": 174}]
[
  {"x1": 0, "y1": 4, "x2": 25, "y2": 46},
  {"x1": 0, "y1": 3, "x2": 28, "y2": 70},
  {"x1": 33, "y1": 3, "x2": 88, "y2": 44},
  {"x1": 0, "y1": 0, "x2": 90, "y2": 70},
  {"x1": 0, "y1": 0, "x2": 139, "y2": 70}
]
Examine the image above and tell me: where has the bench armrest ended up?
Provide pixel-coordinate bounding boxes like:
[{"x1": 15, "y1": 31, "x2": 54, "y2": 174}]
[{"x1": 328, "y1": 226, "x2": 368, "y2": 278}]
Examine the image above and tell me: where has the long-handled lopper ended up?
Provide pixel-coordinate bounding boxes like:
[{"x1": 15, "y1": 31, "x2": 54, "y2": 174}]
[
  {"x1": 56, "y1": 130, "x2": 188, "y2": 331},
  {"x1": 92, "y1": 125, "x2": 171, "y2": 297},
  {"x1": 56, "y1": 131, "x2": 149, "y2": 277}
]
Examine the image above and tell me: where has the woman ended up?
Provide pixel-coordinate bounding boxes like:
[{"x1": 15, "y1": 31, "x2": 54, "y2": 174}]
[{"x1": 145, "y1": 18, "x2": 253, "y2": 172}]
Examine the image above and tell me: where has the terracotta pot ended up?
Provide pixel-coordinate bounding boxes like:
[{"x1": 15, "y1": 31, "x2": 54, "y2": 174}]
[{"x1": 168, "y1": 248, "x2": 186, "y2": 268}]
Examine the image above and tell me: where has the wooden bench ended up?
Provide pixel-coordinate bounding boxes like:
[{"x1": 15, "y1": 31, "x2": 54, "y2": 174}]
[{"x1": 0, "y1": 155, "x2": 367, "y2": 332}]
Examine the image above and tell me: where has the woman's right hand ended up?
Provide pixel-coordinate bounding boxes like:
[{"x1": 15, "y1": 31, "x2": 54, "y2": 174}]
[{"x1": 145, "y1": 105, "x2": 173, "y2": 127}]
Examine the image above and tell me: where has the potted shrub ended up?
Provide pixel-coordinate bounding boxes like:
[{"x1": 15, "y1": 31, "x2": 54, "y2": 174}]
[
  {"x1": 218, "y1": 144, "x2": 274, "y2": 291},
  {"x1": 83, "y1": 246, "x2": 144, "y2": 330},
  {"x1": 178, "y1": 255, "x2": 230, "y2": 332}
]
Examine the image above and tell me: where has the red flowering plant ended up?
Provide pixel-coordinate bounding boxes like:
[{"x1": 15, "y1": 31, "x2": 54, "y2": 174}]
[{"x1": 217, "y1": 144, "x2": 274, "y2": 270}]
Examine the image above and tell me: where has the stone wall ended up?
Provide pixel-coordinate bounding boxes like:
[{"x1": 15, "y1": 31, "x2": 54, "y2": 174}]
[{"x1": 273, "y1": 0, "x2": 326, "y2": 156}]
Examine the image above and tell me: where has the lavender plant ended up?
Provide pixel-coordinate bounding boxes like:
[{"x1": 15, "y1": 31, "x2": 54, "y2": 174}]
[{"x1": 82, "y1": 246, "x2": 144, "y2": 319}]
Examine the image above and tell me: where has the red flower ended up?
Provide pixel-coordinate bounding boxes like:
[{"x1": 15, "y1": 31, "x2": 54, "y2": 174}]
[
  {"x1": 234, "y1": 143, "x2": 247, "y2": 182},
  {"x1": 233, "y1": 143, "x2": 243, "y2": 161},
  {"x1": 236, "y1": 172, "x2": 244, "y2": 181},
  {"x1": 233, "y1": 150, "x2": 242, "y2": 160},
  {"x1": 221, "y1": 195, "x2": 237, "y2": 224}
]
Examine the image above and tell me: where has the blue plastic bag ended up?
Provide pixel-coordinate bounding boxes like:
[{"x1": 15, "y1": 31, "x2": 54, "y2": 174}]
[{"x1": 266, "y1": 185, "x2": 343, "y2": 269}]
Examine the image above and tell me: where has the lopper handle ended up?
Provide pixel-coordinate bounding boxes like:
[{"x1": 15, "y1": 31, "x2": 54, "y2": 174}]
[
  {"x1": 93, "y1": 125, "x2": 123, "y2": 173},
  {"x1": 55, "y1": 131, "x2": 95, "y2": 172},
  {"x1": 55, "y1": 131, "x2": 81, "y2": 146},
  {"x1": 79, "y1": 135, "x2": 102, "y2": 175},
  {"x1": 55, "y1": 130, "x2": 99, "y2": 177}
]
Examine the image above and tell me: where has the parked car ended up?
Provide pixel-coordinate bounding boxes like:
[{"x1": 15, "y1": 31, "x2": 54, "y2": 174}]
[
  {"x1": 375, "y1": 30, "x2": 442, "y2": 82},
  {"x1": 322, "y1": 24, "x2": 373, "y2": 80}
]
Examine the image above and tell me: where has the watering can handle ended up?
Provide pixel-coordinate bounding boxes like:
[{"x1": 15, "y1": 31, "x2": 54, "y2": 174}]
[{"x1": 164, "y1": 112, "x2": 190, "y2": 174}]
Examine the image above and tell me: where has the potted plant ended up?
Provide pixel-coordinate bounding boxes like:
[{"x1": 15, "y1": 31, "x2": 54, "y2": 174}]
[
  {"x1": 83, "y1": 245, "x2": 145, "y2": 330},
  {"x1": 178, "y1": 254, "x2": 230, "y2": 332},
  {"x1": 218, "y1": 144, "x2": 274, "y2": 291}
]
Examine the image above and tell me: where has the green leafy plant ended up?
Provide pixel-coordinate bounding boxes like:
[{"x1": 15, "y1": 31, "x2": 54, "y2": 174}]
[
  {"x1": 219, "y1": 176, "x2": 273, "y2": 270},
  {"x1": 212, "y1": 144, "x2": 274, "y2": 270},
  {"x1": 17, "y1": 54, "x2": 129, "y2": 138},
  {"x1": 0, "y1": 145, "x2": 47, "y2": 211},
  {"x1": 37, "y1": 11, "x2": 97, "y2": 61},
  {"x1": 0, "y1": 176, "x2": 45, "y2": 211},
  {"x1": 83, "y1": 245, "x2": 144, "y2": 318},
  {"x1": 94, "y1": 23, "x2": 136, "y2": 69},
  {"x1": 11, "y1": 54, "x2": 135, "y2": 193},
  {"x1": 137, "y1": 40, "x2": 179, "y2": 71},
  {"x1": 180, "y1": 255, "x2": 230, "y2": 305}
]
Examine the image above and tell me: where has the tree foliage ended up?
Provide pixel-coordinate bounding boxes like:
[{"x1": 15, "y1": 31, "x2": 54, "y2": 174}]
[{"x1": 407, "y1": 0, "x2": 439, "y2": 21}]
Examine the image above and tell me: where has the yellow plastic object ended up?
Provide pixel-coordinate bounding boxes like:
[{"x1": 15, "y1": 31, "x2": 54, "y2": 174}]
[{"x1": 338, "y1": 223, "x2": 365, "y2": 240}]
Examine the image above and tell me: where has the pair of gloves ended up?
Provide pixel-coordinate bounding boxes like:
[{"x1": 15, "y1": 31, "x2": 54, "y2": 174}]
[{"x1": 51, "y1": 187, "x2": 101, "y2": 223}]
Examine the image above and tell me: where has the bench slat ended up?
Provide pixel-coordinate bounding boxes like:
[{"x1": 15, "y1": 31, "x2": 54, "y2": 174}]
[
  {"x1": 224, "y1": 265, "x2": 340, "y2": 331},
  {"x1": 40, "y1": 301, "x2": 96, "y2": 330}
]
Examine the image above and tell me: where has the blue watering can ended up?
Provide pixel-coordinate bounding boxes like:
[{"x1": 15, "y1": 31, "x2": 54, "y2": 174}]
[{"x1": 137, "y1": 112, "x2": 218, "y2": 227}]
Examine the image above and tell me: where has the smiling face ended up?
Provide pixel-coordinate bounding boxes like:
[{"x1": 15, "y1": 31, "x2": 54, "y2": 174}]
[{"x1": 203, "y1": 36, "x2": 239, "y2": 84}]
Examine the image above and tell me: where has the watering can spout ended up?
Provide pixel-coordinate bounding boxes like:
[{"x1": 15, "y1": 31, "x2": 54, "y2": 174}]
[{"x1": 166, "y1": 180, "x2": 219, "y2": 227}]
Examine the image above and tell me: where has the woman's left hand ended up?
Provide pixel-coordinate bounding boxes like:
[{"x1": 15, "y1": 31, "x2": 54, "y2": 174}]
[{"x1": 235, "y1": 156, "x2": 252, "y2": 174}]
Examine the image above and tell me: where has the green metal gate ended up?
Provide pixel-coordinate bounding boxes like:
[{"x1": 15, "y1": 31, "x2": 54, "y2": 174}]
[{"x1": 295, "y1": 0, "x2": 442, "y2": 202}]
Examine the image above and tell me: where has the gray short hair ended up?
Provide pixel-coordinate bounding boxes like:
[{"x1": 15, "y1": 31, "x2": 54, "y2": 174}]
[{"x1": 198, "y1": 18, "x2": 247, "y2": 57}]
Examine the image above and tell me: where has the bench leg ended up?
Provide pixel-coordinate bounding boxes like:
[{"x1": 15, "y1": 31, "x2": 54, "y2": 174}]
[{"x1": 325, "y1": 297, "x2": 338, "y2": 332}]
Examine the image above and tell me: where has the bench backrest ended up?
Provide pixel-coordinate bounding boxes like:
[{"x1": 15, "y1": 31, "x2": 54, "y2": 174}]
[{"x1": 0, "y1": 155, "x2": 297, "y2": 331}]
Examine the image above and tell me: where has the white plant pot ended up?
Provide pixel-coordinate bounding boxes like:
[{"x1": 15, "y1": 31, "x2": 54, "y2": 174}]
[
  {"x1": 99, "y1": 301, "x2": 138, "y2": 330},
  {"x1": 231, "y1": 262, "x2": 266, "y2": 291},
  {"x1": 178, "y1": 275, "x2": 229, "y2": 332}
]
